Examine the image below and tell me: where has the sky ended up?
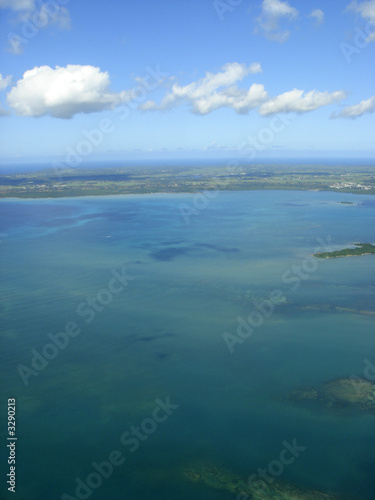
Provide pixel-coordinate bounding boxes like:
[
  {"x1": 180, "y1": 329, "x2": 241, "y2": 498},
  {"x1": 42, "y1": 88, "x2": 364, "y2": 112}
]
[{"x1": 0, "y1": 0, "x2": 374, "y2": 167}]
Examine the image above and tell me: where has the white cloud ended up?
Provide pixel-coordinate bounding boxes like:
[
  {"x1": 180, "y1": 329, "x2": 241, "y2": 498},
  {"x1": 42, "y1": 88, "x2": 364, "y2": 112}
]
[
  {"x1": 191, "y1": 84, "x2": 268, "y2": 115},
  {"x1": 141, "y1": 100, "x2": 160, "y2": 111},
  {"x1": 141, "y1": 64, "x2": 347, "y2": 118},
  {"x1": 309, "y1": 8, "x2": 325, "y2": 26},
  {"x1": 248, "y1": 62, "x2": 263, "y2": 74},
  {"x1": 255, "y1": 0, "x2": 298, "y2": 42},
  {"x1": 139, "y1": 62, "x2": 267, "y2": 115},
  {"x1": 332, "y1": 96, "x2": 375, "y2": 118},
  {"x1": 0, "y1": 74, "x2": 12, "y2": 91},
  {"x1": 7, "y1": 65, "x2": 133, "y2": 119},
  {"x1": 259, "y1": 89, "x2": 346, "y2": 115},
  {"x1": 4, "y1": 63, "x2": 349, "y2": 120},
  {"x1": 0, "y1": 0, "x2": 35, "y2": 10},
  {"x1": 346, "y1": 0, "x2": 375, "y2": 23}
]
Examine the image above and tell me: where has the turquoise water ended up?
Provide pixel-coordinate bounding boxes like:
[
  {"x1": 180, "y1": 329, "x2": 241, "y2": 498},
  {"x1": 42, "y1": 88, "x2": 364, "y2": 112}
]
[{"x1": 0, "y1": 190, "x2": 374, "y2": 499}]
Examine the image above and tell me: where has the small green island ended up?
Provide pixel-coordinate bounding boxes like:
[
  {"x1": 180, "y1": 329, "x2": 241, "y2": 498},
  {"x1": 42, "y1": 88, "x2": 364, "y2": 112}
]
[{"x1": 314, "y1": 242, "x2": 375, "y2": 259}]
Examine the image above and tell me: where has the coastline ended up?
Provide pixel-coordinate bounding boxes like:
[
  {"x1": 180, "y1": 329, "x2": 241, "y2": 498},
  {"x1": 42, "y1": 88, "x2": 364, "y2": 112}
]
[
  {"x1": 0, "y1": 186, "x2": 374, "y2": 201},
  {"x1": 1, "y1": 164, "x2": 374, "y2": 199}
]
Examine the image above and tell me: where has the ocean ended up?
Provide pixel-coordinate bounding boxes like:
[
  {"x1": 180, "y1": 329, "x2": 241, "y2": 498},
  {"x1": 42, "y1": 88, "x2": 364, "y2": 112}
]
[{"x1": 0, "y1": 189, "x2": 374, "y2": 499}]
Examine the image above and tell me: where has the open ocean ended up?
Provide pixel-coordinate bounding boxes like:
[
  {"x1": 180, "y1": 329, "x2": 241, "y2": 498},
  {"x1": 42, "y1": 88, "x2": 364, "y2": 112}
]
[{"x1": 1, "y1": 189, "x2": 374, "y2": 499}]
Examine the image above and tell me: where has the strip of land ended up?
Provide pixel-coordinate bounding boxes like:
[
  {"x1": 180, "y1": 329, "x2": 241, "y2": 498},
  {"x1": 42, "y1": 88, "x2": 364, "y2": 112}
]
[
  {"x1": 314, "y1": 243, "x2": 375, "y2": 259},
  {"x1": 0, "y1": 164, "x2": 374, "y2": 198}
]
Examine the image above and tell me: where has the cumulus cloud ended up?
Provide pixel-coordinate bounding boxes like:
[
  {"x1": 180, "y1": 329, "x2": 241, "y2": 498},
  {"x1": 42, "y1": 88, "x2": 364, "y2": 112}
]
[
  {"x1": 140, "y1": 62, "x2": 267, "y2": 115},
  {"x1": 141, "y1": 64, "x2": 347, "y2": 117},
  {"x1": 7, "y1": 65, "x2": 133, "y2": 119},
  {"x1": 309, "y1": 8, "x2": 325, "y2": 26},
  {"x1": 5, "y1": 63, "x2": 348, "y2": 120},
  {"x1": 190, "y1": 83, "x2": 268, "y2": 115},
  {"x1": 255, "y1": 0, "x2": 298, "y2": 42},
  {"x1": 259, "y1": 89, "x2": 346, "y2": 115},
  {"x1": 332, "y1": 96, "x2": 375, "y2": 118}
]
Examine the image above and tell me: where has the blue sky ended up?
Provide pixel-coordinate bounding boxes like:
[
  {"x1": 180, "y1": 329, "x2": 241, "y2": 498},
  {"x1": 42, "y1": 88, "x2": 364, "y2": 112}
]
[{"x1": 0, "y1": 0, "x2": 374, "y2": 166}]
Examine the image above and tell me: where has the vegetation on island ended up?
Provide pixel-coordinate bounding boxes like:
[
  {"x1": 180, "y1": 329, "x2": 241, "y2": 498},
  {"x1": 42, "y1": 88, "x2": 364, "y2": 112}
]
[
  {"x1": 183, "y1": 461, "x2": 342, "y2": 499},
  {"x1": 286, "y1": 377, "x2": 375, "y2": 413},
  {"x1": 0, "y1": 163, "x2": 374, "y2": 198},
  {"x1": 314, "y1": 243, "x2": 375, "y2": 259}
]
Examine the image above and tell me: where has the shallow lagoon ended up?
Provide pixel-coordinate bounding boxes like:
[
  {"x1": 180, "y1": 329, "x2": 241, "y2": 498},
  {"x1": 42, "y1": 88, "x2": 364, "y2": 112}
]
[{"x1": 0, "y1": 190, "x2": 374, "y2": 499}]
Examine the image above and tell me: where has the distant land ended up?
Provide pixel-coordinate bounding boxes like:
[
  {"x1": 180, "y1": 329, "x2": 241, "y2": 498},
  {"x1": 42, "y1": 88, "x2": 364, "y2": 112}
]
[
  {"x1": 0, "y1": 163, "x2": 374, "y2": 198},
  {"x1": 314, "y1": 243, "x2": 375, "y2": 259}
]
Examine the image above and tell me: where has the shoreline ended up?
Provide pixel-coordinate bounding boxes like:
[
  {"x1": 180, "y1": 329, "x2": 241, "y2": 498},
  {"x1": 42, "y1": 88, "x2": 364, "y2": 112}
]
[
  {"x1": 1, "y1": 164, "x2": 374, "y2": 199},
  {"x1": 0, "y1": 187, "x2": 374, "y2": 201}
]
